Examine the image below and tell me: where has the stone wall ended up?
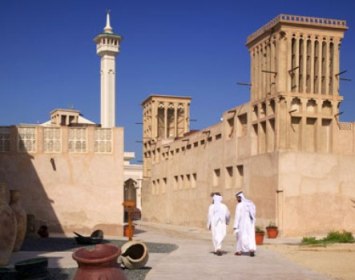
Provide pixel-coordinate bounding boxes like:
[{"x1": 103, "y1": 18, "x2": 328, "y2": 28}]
[
  {"x1": 279, "y1": 152, "x2": 355, "y2": 236},
  {"x1": 0, "y1": 125, "x2": 124, "y2": 236}
]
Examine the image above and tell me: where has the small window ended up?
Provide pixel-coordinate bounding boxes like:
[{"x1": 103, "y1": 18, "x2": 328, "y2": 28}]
[
  {"x1": 227, "y1": 118, "x2": 235, "y2": 138},
  {"x1": 162, "y1": 178, "x2": 167, "y2": 193},
  {"x1": 213, "y1": 168, "x2": 220, "y2": 187},
  {"x1": 225, "y1": 166, "x2": 233, "y2": 189},
  {"x1": 174, "y1": 176, "x2": 179, "y2": 190},
  {"x1": 180, "y1": 175, "x2": 184, "y2": 189},
  {"x1": 152, "y1": 180, "x2": 156, "y2": 195},
  {"x1": 236, "y1": 165, "x2": 244, "y2": 187},
  {"x1": 191, "y1": 173, "x2": 197, "y2": 188},
  {"x1": 186, "y1": 174, "x2": 191, "y2": 188}
]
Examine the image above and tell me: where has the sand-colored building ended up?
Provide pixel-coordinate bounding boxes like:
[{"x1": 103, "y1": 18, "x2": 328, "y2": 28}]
[
  {"x1": 0, "y1": 13, "x2": 131, "y2": 236},
  {"x1": 0, "y1": 122, "x2": 124, "y2": 235},
  {"x1": 141, "y1": 14, "x2": 355, "y2": 237}
]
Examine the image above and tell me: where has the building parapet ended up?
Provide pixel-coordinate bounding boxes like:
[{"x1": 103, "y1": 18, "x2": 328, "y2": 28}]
[
  {"x1": 247, "y1": 14, "x2": 348, "y2": 45},
  {"x1": 338, "y1": 122, "x2": 353, "y2": 131},
  {"x1": 0, "y1": 125, "x2": 117, "y2": 154}
]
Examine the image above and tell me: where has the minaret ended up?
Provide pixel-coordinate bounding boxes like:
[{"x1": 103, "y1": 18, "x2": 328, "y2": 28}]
[{"x1": 94, "y1": 11, "x2": 122, "y2": 128}]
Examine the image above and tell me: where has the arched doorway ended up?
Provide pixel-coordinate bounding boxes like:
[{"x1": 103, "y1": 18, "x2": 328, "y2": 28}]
[{"x1": 123, "y1": 178, "x2": 141, "y2": 222}]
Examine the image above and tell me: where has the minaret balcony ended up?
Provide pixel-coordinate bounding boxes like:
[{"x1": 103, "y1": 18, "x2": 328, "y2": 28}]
[{"x1": 96, "y1": 44, "x2": 119, "y2": 55}]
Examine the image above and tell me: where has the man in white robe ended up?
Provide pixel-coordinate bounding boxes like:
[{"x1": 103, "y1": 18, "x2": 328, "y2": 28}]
[
  {"x1": 233, "y1": 191, "x2": 256, "y2": 256},
  {"x1": 207, "y1": 193, "x2": 230, "y2": 256}
]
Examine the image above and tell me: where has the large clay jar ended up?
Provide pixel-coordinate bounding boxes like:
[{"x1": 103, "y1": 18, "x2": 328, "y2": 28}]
[
  {"x1": 10, "y1": 190, "x2": 27, "y2": 251},
  {"x1": 0, "y1": 183, "x2": 17, "y2": 266},
  {"x1": 72, "y1": 244, "x2": 127, "y2": 280},
  {"x1": 119, "y1": 240, "x2": 149, "y2": 269}
]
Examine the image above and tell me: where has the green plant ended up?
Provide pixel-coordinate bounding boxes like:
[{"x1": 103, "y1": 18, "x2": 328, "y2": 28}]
[
  {"x1": 255, "y1": 226, "x2": 265, "y2": 233},
  {"x1": 301, "y1": 237, "x2": 321, "y2": 245},
  {"x1": 266, "y1": 222, "x2": 277, "y2": 229},
  {"x1": 325, "y1": 230, "x2": 355, "y2": 243},
  {"x1": 301, "y1": 230, "x2": 355, "y2": 245}
]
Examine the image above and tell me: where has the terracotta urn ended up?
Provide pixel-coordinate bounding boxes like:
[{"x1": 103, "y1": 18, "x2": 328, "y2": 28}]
[
  {"x1": 72, "y1": 244, "x2": 127, "y2": 280},
  {"x1": 10, "y1": 190, "x2": 27, "y2": 251},
  {"x1": 0, "y1": 183, "x2": 17, "y2": 266}
]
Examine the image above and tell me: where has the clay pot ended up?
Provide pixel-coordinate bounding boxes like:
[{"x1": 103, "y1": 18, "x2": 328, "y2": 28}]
[
  {"x1": 255, "y1": 231, "x2": 265, "y2": 245},
  {"x1": 72, "y1": 244, "x2": 127, "y2": 280},
  {"x1": 10, "y1": 190, "x2": 27, "y2": 251},
  {"x1": 266, "y1": 227, "x2": 279, "y2": 239},
  {"x1": 0, "y1": 183, "x2": 17, "y2": 266},
  {"x1": 119, "y1": 240, "x2": 149, "y2": 269}
]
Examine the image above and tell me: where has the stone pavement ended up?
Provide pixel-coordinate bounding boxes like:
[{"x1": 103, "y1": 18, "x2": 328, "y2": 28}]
[
  {"x1": 134, "y1": 221, "x2": 332, "y2": 280},
  {"x1": 5, "y1": 221, "x2": 334, "y2": 280}
]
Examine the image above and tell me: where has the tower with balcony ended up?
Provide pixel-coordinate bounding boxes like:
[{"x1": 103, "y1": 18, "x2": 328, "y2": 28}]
[{"x1": 94, "y1": 12, "x2": 122, "y2": 128}]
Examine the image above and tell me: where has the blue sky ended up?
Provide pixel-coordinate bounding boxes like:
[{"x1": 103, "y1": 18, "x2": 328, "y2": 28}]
[{"x1": 1, "y1": 0, "x2": 355, "y2": 161}]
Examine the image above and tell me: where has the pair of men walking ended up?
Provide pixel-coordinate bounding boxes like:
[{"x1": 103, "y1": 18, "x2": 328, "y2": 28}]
[{"x1": 207, "y1": 192, "x2": 256, "y2": 257}]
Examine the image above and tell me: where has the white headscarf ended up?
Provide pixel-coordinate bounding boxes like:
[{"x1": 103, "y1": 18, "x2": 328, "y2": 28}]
[
  {"x1": 236, "y1": 192, "x2": 256, "y2": 221},
  {"x1": 213, "y1": 194, "x2": 225, "y2": 224}
]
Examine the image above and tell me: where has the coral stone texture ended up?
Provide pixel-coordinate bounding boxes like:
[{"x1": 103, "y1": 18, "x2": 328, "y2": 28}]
[{"x1": 141, "y1": 15, "x2": 355, "y2": 237}]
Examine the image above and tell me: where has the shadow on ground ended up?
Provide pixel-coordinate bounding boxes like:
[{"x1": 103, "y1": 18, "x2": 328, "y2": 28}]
[{"x1": 0, "y1": 236, "x2": 178, "y2": 280}]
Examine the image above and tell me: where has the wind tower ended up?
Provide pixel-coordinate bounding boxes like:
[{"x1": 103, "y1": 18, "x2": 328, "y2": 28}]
[
  {"x1": 246, "y1": 15, "x2": 348, "y2": 153},
  {"x1": 94, "y1": 11, "x2": 122, "y2": 128},
  {"x1": 141, "y1": 95, "x2": 191, "y2": 178}
]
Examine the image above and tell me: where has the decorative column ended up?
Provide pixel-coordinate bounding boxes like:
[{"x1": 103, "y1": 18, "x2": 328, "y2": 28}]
[
  {"x1": 163, "y1": 104, "x2": 168, "y2": 139},
  {"x1": 333, "y1": 38, "x2": 340, "y2": 95},
  {"x1": 153, "y1": 103, "x2": 158, "y2": 139},
  {"x1": 270, "y1": 39, "x2": 276, "y2": 95},
  {"x1": 265, "y1": 42, "x2": 269, "y2": 96},
  {"x1": 250, "y1": 49, "x2": 256, "y2": 101},
  {"x1": 310, "y1": 37, "x2": 315, "y2": 93},
  {"x1": 173, "y1": 104, "x2": 178, "y2": 137},
  {"x1": 276, "y1": 33, "x2": 287, "y2": 93},
  {"x1": 316, "y1": 40, "x2": 322, "y2": 94},
  {"x1": 264, "y1": 40, "x2": 272, "y2": 94},
  {"x1": 302, "y1": 37, "x2": 307, "y2": 93},
  {"x1": 293, "y1": 35, "x2": 299, "y2": 93},
  {"x1": 324, "y1": 39, "x2": 330, "y2": 95},
  {"x1": 285, "y1": 34, "x2": 292, "y2": 92},
  {"x1": 184, "y1": 103, "x2": 190, "y2": 134},
  {"x1": 258, "y1": 46, "x2": 262, "y2": 100},
  {"x1": 262, "y1": 44, "x2": 267, "y2": 96}
]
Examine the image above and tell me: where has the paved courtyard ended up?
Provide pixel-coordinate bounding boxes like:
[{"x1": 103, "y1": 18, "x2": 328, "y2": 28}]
[{"x1": 2, "y1": 221, "x2": 337, "y2": 280}]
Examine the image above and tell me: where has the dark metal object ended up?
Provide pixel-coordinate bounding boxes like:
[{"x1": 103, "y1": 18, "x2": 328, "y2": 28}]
[{"x1": 73, "y1": 230, "x2": 104, "y2": 245}]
